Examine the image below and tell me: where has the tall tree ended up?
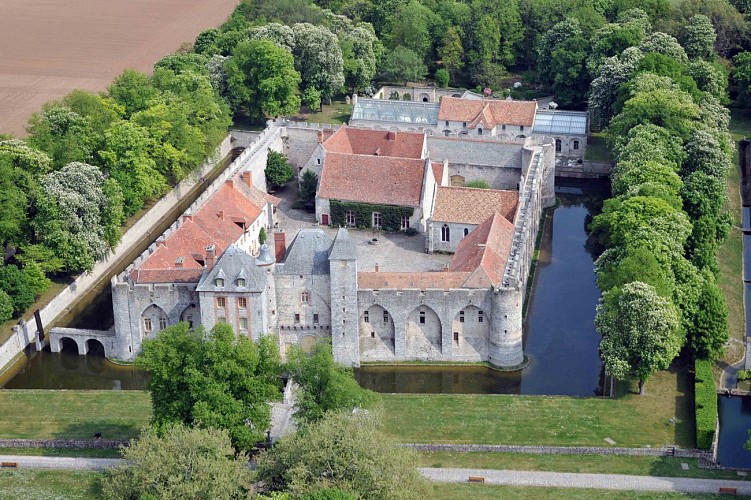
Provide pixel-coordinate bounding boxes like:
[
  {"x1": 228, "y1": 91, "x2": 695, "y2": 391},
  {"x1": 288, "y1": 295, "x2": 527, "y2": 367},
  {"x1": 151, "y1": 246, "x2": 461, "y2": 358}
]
[
  {"x1": 226, "y1": 40, "x2": 301, "y2": 120},
  {"x1": 596, "y1": 281, "x2": 682, "y2": 395},
  {"x1": 292, "y1": 23, "x2": 345, "y2": 103},
  {"x1": 136, "y1": 322, "x2": 282, "y2": 451},
  {"x1": 379, "y1": 46, "x2": 428, "y2": 84},
  {"x1": 681, "y1": 14, "x2": 717, "y2": 60},
  {"x1": 438, "y1": 27, "x2": 465, "y2": 82}
]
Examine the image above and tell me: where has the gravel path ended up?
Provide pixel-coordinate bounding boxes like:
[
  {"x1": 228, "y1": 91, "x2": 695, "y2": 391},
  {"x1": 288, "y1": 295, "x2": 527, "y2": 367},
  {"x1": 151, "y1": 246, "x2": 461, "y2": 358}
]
[
  {"x1": 0, "y1": 455, "x2": 123, "y2": 471},
  {"x1": 419, "y1": 467, "x2": 751, "y2": 495}
]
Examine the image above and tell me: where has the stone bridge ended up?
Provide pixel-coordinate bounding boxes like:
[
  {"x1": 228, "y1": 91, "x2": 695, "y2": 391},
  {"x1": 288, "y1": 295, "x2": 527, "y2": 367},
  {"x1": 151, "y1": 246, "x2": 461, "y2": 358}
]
[{"x1": 48, "y1": 327, "x2": 117, "y2": 357}]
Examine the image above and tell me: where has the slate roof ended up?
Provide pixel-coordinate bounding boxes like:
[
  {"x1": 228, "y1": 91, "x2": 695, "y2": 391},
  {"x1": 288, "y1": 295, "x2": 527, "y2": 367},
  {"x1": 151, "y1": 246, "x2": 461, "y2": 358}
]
[
  {"x1": 329, "y1": 228, "x2": 357, "y2": 261},
  {"x1": 350, "y1": 98, "x2": 439, "y2": 125},
  {"x1": 357, "y1": 271, "x2": 471, "y2": 289},
  {"x1": 438, "y1": 97, "x2": 537, "y2": 128},
  {"x1": 323, "y1": 126, "x2": 425, "y2": 159},
  {"x1": 132, "y1": 179, "x2": 270, "y2": 284},
  {"x1": 278, "y1": 229, "x2": 332, "y2": 275},
  {"x1": 533, "y1": 110, "x2": 588, "y2": 136},
  {"x1": 317, "y1": 153, "x2": 426, "y2": 207},
  {"x1": 449, "y1": 211, "x2": 516, "y2": 288},
  {"x1": 427, "y1": 137, "x2": 523, "y2": 167},
  {"x1": 196, "y1": 244, "x2": 266, "y2": 292},
  {"x1": 431, "y1": 187, "x2": 518, "y2": 225}
]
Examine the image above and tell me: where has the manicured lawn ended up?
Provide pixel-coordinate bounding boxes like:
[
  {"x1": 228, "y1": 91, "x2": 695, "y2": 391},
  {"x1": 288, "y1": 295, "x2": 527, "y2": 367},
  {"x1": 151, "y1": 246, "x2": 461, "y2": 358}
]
[
  {"x1": 380, "y1": 357, "x2": 694, "y2": 448},
  {"x1": 0, "y1": 390, "x2": 150, "y2": 440},
  {"x1": 298, "y1": 98, "x2": 353, "y2": 125},
  {"x1": 0, "y1": 469, "x2": 100, "y2": 500},
  {"x1": 431, "y1": 483, "x2": 725, "y2": 499},
  {"x1": 417, "y1": 452, "x2": 746, "y2": 481}
]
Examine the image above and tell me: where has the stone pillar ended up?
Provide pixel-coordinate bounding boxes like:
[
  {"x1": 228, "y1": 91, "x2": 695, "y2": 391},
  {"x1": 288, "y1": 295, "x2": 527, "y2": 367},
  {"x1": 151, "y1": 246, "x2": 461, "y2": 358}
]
[
  {"x1": 393, "y1": 316, "x2": 407, "y2": 358},
  {"x1": 489, "y1": 286, "x2": 524, "y2": 368}
]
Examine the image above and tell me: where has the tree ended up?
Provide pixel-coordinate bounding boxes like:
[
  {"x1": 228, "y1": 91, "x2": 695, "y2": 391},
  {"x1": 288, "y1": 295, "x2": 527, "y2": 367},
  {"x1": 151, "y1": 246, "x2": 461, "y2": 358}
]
[
  {"x1": 301, "y1": 87, "x2": 322, "y2": 111},
  {"x1": 254, "y1": 411, "x2": 428, "y2": 498},
  {"x1": 340, "y1": 27, "x2": 378, "y2": 93},
  {"x1": 733, "y1": 51, "x2": 751, "y2": 105},
  {"x1": 0, "y1": 290, "x2": 12, "y2": 323},
  {"x1": 248, "y1": 23, "x2": 296, "y2": 52},
  {"x1": 438, "y1": 27, "x2": 464, "y2": 82},
  {"x1": 299, "y1": 170, "x2": 318, "y2": 202},
  {"x1": 549, "y1": 34, "x2": 591, "y2": 108},
  {"x1": 596, "y1": 281, "x2": 682, "y2": 395},
  {"x1": 266, "y1": 151, "x2": 295, "y2": 190},
  {"x1": 690, "y1": 275, "x2": 729, "y2": 360},
  {"x1": 681, "y1": 14, "x2": 717, "y2": 60},
  {"x1": 194, "y1": 27, "x2": 220, "y2": 54},
  {"x1": 285, "y1": 340, "x2": 378, "y2": 424},
  {"x1": 0, "y1": 139, "x2": 51, "y2": 175},
  {"x1": 33, "y1": 162, "x2": 119, "y2": 273},
  {"x1": 638, "y1": 32, "x2": 688, "y2": 64},
  {"x1": 682, "y1": 129, "x2": 731, "y2": 179},
  {"x1": 380, "y1": 46, "x2": 428, "y2": 84},
  {"x1": 687, "y1": 60, "x2": 728, "y2": 101},
  {"x1": 386, "y1": 0, "x2": 437, "y2": 60},
  {"x1": 226, "y1": 40, "x2": 301, "y2": 120},
  {"x1": 107, "y1": 69, "x2": 157, "y2": 118},
  {"x1": 537, "y1": 18, "x2": 582, "y2": 84},
  {"x1": 595, "y1": 246, "x2": 673, "y2": 298},
  {"x1": 0, "y1": 156, "x2": 30, "y2": 249},
  {"x1": 292, "y1": 23, "x2": 345, "y2": 103},
  {"x1": 259, "y1": 227, "x2": 267, "y2": 246},
  {"x1": 586, "y1": 22, "x2": 645, "y2": 78},
  {"x1": 435, "y1": 68, "x2": 449, "y2": 88},
  {"x1": 0, "y1": 264, "x2": 34, "y2": 316},
  {"x1": 588, "y1": 47, "x2": 643, "y2": 128},
  {"x1": 136, "y1": 322, "x2": 282, "y2": 451},
  {"x1": 102, "y1": 425, "x2": 251, "y2": 499}
]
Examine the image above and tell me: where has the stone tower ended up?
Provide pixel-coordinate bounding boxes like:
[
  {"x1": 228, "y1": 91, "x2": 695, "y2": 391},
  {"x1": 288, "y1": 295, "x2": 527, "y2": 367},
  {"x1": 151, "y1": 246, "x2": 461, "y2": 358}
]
[
  {"x1": 489, "y1": 285, "x2": 524, "y2": 368},
  {"x1": 328, "y1": 228, "x2": 360, "y2": 366}
]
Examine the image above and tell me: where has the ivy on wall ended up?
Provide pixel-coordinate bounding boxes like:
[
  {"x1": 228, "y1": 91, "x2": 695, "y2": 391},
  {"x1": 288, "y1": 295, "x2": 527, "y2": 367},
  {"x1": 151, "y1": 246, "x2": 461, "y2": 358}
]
[{"x1": 329, "y1": 200, "x2": 413, "y2": 231}]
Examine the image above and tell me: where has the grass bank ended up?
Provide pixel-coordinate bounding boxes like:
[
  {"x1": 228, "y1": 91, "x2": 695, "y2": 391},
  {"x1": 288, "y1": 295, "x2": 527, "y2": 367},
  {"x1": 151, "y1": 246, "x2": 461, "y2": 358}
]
[
  {"x1": 418, "y1": 452, "x2": 744, "y2": 481},
  {"x1": 0, "y1": 390, "x2": 150, "y2": 440},
  {"x1": 0, "y1": 447, "x2": 121, "y2": 458},
  {"x1": 380, "y1": 357, "x2": 694, "y2": 448},
  {"x1": 0, "y1": 469, "x2": 99, "y2": 500},
  {"x1": 430, "y1": 483, "x2": 725, "y2": 499}
]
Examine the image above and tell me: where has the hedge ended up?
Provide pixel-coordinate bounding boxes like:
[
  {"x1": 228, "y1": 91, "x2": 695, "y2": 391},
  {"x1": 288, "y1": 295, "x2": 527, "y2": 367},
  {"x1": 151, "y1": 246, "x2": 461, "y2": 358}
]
[
  {"x1": 694, "y1": 358, "x2": 718, "y2": 450},
  {"x1": 329, "y1": 200, "x2": 413, "y2": 232}
]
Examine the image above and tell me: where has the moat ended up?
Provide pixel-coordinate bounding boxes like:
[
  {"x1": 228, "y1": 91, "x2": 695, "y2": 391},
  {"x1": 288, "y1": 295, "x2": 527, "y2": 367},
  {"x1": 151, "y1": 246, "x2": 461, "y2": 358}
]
[{"x1": 2, "y1": 181, "x2": 607, "y2": 396}]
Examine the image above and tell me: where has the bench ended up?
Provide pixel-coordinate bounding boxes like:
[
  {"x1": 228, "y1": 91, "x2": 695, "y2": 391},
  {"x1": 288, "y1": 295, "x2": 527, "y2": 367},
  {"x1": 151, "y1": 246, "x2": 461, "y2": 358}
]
[
  {"x1": 1, "y1": 462, "x2": 18, "y2": 468},
  {"x1": 467, "y1": 476, "x2": 485, "y2": 483},
  {"x1": 719, "y1": 487, "x2": 737, "y2": 495}
]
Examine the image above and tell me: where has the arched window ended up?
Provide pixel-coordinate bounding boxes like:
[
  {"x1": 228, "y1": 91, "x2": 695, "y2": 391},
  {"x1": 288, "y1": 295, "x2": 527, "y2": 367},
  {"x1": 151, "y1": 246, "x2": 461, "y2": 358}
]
[
  {"x1": 478, "y1": 128, "x2": 483, "y2": 136},
  {"x1": 463, "y1": 228, "x2": 469, "y2": 237},
  {"x1": 573, "y1": 140, "x2": 580, "y2": 150},
  {"x1": 441, "y1": 224, "x2": 450, "y2": 242}
]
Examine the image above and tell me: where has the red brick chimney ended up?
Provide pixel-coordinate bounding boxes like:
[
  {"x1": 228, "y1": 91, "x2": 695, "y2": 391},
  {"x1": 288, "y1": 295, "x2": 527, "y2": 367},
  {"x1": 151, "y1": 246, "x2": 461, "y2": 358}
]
[
  {"x1": 274, "y1": 232, "x2": 286, "y2": 262},
  {"x1": 205, "y1": 245, "x2": 216, "y2": 271},
  {"x1": 182, "y1": 214, "x2": 193, "y2": 223},
  {"x1": 225, "y1": 179, "x2": 234, "y2": 188},
  {"x1": 317, "y1": 130, "x2": 324, "y2": 143},
  {"x1": 241, "y1": 171, "x2": 252, "y2": 187},
  {"x1": 387, "y1": 131, "x2": 396, "y2": 141}
]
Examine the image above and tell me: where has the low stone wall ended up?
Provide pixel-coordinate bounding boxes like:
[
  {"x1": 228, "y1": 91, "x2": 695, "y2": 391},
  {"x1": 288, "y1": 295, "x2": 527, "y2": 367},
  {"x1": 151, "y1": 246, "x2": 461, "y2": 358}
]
[
  {"x1": 0, "y1": 438, "x2": 127, "y2": 449},
  {"x1": 404, "y1": 443, "x2": 711, "y2": 459},
  {"x1": 556, "y1": 158, "x2": 613, "y2": 179}
]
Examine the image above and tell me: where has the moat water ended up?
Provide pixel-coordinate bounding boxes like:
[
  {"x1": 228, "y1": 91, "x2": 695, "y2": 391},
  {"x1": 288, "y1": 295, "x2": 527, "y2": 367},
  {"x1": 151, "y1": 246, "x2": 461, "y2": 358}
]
[{"x1": 2, "y1": 181, "x2": 607, "y2": 395}]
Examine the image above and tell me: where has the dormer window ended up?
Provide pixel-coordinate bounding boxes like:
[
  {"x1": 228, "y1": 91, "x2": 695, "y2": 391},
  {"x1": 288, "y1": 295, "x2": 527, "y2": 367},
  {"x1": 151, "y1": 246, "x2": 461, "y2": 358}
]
[
  {"x1": 462, "y1": 122, "x2": 467, "y2": 128},
  {"x1": 237, "y1": 278, "x2": 246, "y2": 287},
  {"x1": 215, "y1": 278, "x2": 224, "y2": 287}
]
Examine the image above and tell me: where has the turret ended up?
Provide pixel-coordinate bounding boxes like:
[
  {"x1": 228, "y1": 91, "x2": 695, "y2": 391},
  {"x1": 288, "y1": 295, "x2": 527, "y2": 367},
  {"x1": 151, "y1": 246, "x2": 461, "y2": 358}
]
[
  {"x1": 328, "y1": 228, "x2": 360, "y2": 366},
  {"x1": 489, "y1": 285, "x2": 524, "y2": 368}
]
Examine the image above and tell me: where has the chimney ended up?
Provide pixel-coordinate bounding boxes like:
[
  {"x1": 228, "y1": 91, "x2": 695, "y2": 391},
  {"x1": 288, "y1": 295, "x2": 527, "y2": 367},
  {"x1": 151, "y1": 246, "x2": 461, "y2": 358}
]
[
  {"x1": 205, "y1": 245, "x2": 216, "y2": 271},
  {"x1": 317, "y1": 130, "x2": 324, "y2": 143},
  {"x1": 274, "y1": 231, "x2": 286, "y2": 262},
  {"x1": 156, "y1": 239, "x2": 166, "y2": 248},
  {"x1": 241, "y1": 171, "x2": 252, "y2": 187},
  {"x1": 374, "y1": 263, "x2": 379, "y2": 272},
  {"x1": 443, "y1": 264, "x2": 449, "y2": 272},
  {"x1": 387, "y1": 131, "x2": 396, "y2": 141},
  {"x1": 182, "y1": 214, "x2": 193, "y2": 223},
  {"x1": 225, "y1": 179, "x2": 234, "y2": 188},
  {"x1": 175, "y1": 257, "x2": 184, "y2": 269},
  {"x1": 217, "y1": 210, "x2": 224, "y2": 220}
]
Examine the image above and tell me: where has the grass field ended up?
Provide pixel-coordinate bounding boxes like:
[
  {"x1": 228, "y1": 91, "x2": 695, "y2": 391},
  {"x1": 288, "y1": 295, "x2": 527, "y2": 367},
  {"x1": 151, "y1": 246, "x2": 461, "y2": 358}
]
[
  {"x1": 417, "y1": 452, "x2": 746, "y2": 481},
  {"x1": 430, "y1": 483, "x2": 727, "y2": 499},
  {"x1": 0, "y1": 390, "x2": 150, "y2": 440},
  {"x1": 0, "y1": 469, "x2": 99, "y2": 500},
  {"x1": 298, "y1": 98, "x2": 353, "y2": 125},
  {"x1": 0, "y1": 447, "x2": 121, "y2": 458},
  {"x1": 380, "y1": 357, "x2": 694, "y2": 448}
]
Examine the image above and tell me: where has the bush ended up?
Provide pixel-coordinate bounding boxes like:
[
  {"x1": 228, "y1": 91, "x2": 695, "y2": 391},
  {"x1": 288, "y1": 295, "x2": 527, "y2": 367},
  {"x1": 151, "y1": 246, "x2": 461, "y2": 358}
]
[
  {"x1": 266, "y1": 150, "x2": 294, "y2": 189},
  {"x1": 738, "y1": 370, "x2": 750, "y2": 382},
  {"x1": 464, "y1": 179, "x2": 491, "y2": 189},
  {"x1": 435, "y1": 69, "x2": 449, "y2": 88},
  {"x1": 405, "y1": 227, "x2": 418, "y2": 236},
  {"x1": 695, "y1": 358, "x2": 717, "y2": 450},
  {"x1": 402, "y1": 93, "x2": 411, "y2": 101}
]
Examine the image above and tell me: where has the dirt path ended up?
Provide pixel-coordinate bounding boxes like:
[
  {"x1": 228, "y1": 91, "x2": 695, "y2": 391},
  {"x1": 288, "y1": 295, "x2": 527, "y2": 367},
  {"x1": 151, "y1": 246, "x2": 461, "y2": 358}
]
[{"x1": 0, "y1": 0, "x2": 238, "y2": 137}]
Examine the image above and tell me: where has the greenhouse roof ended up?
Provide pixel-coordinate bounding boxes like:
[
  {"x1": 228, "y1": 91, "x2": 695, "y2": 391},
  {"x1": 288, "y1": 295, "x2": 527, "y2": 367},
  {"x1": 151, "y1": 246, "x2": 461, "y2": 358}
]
[
  {"x1": 533, "y1": 110, "x2": 588, "y2": 135},
  {"x1": 351, "y1": 98, "x2": 439, "y2": 125}
]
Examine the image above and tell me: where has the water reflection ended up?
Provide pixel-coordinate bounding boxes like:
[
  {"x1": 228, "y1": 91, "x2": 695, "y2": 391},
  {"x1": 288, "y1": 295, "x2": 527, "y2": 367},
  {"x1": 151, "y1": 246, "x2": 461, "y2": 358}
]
[
  {"x1": 355, "y1": 365, "x2": 521, "y2": 394},
  {"x1": 717, "y1": 396, "x2": 751, "y2": 468},
  {"x1": 3, "y1": 349, "x2": 149, "y2": 390}
]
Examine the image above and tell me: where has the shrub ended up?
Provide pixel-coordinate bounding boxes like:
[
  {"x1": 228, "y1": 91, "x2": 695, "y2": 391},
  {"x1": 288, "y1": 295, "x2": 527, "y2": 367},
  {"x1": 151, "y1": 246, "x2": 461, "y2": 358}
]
[
  {"x1": 435, "y1": 69, "x2": 449, "y2": 88},
  {"x1": 402, "y1": 93, "x2": 412, "y2": 101},
  {"x1": 464, "y1": 179, "x2": 491, "y2": 189},
  {"x1": 259, "y1": 227, "x2": 267, "y2": 245},
  {"x1": 738, "y1": 370, "x2": 750, "y2": 382},
  {"x1": 405, "y1": 227, "x2": 418, "y2": 236},
  {"x1": 329, "y1": 200, "x2": 413, "y2": 232},
  {"x1": 694, "y1": 358, "x2": 717, "y2": 450}
]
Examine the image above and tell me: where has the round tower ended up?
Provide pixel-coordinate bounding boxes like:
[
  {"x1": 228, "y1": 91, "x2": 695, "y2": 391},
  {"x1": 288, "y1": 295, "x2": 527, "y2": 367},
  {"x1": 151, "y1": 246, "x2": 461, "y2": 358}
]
[{"x1": 489, "y1": 285, "x2": 524, "y2": 368}]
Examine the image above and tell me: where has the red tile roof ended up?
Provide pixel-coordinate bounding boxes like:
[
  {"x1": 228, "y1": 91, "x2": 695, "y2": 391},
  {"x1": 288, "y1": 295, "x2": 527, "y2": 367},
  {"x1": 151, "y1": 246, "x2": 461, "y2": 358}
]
[
  {"x1": 132, "y1": 179, "x2": 268, "y2": 283},
  {"x1": 318, "y1": 153, "x2": 426, "y2": 207},
  {"x1": 438, "y1": 97, "x2": 537, "y2": 128},
  {"x1": 449, "y1": 211, "x2": 515, "y2": 288},
  {"x1": 357, "y1": 271, "x2": 472, "y2": 290},
  {"x1": 431, "y1": 187, "x2": 518, "y2": 225},
  {"x1": 323, "y1": 126, "x2": 425, "y2": 159},
  {"x1": 431, "y1": 162, "x2": 444, "y2": 185}
]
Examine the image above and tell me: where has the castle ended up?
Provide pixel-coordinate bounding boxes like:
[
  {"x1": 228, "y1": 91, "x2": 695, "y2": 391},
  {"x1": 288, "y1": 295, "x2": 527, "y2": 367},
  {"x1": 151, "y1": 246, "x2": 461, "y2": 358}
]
[{"x1": 58, "y1": 95, "x2": 558, "y2": 370}]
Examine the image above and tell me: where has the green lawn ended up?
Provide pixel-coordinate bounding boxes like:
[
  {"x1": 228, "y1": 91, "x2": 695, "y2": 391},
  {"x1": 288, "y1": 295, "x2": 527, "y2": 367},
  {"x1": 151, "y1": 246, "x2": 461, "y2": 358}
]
[
  {"x1": 417, "y1": 452, "x2": 746, "y2": 481},
  {"x1": 298, "y1": 98, "x2": 353, "y2": 125},
  {"x1": 0, "y1": 469, "x2": 100, "y2": 500},
  {"x1": 0, "y1": 390, "x2": 150, "y2": 440},
  {"x1": 0, "y1": 447, "x2": 122, "y2": 458},
  {"x1": 431, "y1": 483, "x2": 727, "y2": 499},
  {"x1": 380, "y1": 357, "x2": 694, "y2": 448}
]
